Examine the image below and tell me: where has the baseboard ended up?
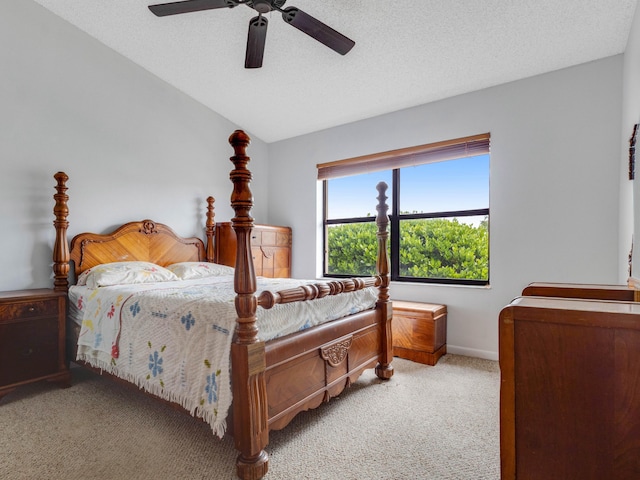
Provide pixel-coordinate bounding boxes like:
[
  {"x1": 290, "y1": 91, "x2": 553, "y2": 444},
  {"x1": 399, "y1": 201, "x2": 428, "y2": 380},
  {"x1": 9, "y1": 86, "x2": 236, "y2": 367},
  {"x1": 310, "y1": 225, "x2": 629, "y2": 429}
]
[{"x1": 446, "y1": 345, "x2": 498, "y2": 361}]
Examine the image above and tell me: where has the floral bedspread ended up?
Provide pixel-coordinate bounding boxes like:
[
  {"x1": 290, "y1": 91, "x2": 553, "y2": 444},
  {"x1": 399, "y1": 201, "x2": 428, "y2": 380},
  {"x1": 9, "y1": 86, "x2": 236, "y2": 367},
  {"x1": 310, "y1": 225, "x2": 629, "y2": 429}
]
[{"x1": 69, "y1": 276, "x2": 377, "y2": 437}]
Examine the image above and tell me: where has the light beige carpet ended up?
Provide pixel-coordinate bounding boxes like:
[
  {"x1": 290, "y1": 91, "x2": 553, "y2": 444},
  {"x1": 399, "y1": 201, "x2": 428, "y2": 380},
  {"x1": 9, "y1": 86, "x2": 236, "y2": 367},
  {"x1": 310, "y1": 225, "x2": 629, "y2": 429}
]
[{"x1": 0, "y1": 355, "x2": 500, "y2": 480}]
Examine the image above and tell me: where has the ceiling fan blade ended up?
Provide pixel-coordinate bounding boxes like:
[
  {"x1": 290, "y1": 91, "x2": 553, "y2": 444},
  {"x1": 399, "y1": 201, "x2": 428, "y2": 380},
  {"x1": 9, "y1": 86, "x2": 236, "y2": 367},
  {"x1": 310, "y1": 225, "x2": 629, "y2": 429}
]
[
  {"x1": 281, "y1": 7, "x2": 355, "y2": 55},
  {"x1": 148, "y1": 0, "x2": 236, "y2": 17},
  {"x1": 245, "y1": 16, "x2": 268, "y2": 68}
]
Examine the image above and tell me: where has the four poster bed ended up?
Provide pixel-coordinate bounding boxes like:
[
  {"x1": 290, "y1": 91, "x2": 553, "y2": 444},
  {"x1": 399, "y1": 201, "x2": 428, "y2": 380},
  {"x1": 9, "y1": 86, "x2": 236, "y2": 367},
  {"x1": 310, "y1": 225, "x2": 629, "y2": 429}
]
[{"x1": 52, "y1": 129, "x2": 394, "y2": 480}]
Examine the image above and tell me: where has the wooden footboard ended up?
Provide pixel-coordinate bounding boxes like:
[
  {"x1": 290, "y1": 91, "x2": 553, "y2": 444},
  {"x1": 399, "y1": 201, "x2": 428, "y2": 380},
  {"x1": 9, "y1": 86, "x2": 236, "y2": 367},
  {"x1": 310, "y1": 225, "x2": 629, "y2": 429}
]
[
  {"x1": 265, "y1": 308, "x2": 381, "y2": 430},
  {"x1": 227, "y1": 130, "x2": 392, "y2": 480}
]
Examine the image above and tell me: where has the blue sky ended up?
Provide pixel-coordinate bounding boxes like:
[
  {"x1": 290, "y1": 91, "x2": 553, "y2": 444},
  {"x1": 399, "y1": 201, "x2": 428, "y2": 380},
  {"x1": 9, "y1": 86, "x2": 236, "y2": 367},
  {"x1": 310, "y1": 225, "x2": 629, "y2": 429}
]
[{"x1": 327, "y1": 154, "x2": 490, "y2": 219}]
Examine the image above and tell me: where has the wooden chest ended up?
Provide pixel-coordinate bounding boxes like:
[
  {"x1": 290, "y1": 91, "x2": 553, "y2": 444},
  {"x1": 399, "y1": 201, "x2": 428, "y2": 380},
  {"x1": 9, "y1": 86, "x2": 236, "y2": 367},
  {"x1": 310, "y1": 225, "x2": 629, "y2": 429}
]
[
  {"x1": 392, "y1": 300, "x2": 447, "y2": 366},
  {"x1": 215, "y1": 223, "x2": 292, "y2": 278}
]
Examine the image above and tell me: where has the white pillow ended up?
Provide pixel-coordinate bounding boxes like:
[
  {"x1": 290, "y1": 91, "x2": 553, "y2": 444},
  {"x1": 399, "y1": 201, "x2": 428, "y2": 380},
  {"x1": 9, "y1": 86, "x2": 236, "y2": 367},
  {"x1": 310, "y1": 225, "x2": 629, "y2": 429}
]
[
  {"x1": 77, "y1": 261, "x2": 179, "y2": 288},
  {"x1": 166, "y1": 262, "x2": 235, "y2": 280}
]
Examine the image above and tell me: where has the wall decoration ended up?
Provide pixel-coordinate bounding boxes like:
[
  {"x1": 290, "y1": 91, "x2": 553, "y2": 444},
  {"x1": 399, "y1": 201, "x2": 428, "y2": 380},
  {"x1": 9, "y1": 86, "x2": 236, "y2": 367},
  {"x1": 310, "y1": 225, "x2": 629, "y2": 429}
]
[{"x1": 629, "y1": 123, "x2": 638, "y2": 180}]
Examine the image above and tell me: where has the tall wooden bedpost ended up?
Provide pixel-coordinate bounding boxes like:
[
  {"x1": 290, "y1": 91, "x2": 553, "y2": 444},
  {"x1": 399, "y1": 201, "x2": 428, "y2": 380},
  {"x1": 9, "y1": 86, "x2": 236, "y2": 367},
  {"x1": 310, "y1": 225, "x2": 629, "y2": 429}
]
[
  {"x1": 53, "y1": 172, "x2": 70, "y2": 292},
  {"x1": 228, "y1": 130, "x2": 269, "y2": 480},
  {"x1": 374, "y1": 181, "x2": 394, "y2": 379},
  {"x1": 205, "y1": 196, "x2": 215, "y2": 263}
]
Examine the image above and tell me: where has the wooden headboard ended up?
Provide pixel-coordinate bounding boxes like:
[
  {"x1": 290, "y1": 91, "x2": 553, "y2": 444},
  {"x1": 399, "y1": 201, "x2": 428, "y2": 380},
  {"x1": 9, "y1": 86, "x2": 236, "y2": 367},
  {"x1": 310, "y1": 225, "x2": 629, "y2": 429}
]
[
  {"x1": 53, "y1": 172, "x2": 216, "y2": 291},
  {"x1": 69, "y1": 220, "x2": 207, "y2": 274}
]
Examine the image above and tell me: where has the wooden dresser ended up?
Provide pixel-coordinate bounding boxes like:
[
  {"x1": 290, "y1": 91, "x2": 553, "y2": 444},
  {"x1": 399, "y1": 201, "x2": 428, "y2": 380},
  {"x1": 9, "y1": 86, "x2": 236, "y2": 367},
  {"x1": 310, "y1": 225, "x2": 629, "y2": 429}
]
[
  {"x1": 522, "y1": 282, "x2": 637, "y2": 301},
  {"x1": 215, "y1": 223, "x2": 292, "y2": 278},
  {"x1": 499, "y1": 296, "x2": 640, "y2": 479},
  {"x1": 0, "y1": 289, "x2": 71, "y2": 400}
]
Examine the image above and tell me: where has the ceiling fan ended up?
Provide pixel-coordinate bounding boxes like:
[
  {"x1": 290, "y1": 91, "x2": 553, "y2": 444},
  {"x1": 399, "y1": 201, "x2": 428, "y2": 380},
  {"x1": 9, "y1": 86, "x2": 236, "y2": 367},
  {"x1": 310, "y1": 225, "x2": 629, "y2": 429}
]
[{"x1": 148, "y1": 0, "x2": 355, "y2": 69}]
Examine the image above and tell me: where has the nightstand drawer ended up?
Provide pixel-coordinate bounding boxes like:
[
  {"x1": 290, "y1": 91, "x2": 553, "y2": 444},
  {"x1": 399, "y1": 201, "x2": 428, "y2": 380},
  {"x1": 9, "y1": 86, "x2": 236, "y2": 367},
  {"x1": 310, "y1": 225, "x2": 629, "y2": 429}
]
[
  {"x1": 0, "y1": 316, "x2": 59, "y2": 386},
  {"x1": 0, "y1": 298, "x2": 58, "y2": 322}
]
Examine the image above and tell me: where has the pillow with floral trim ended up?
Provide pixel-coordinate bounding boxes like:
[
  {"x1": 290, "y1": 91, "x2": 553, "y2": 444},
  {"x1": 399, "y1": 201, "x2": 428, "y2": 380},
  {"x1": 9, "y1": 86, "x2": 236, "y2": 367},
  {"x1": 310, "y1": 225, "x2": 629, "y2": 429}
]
[
  {"x1": 76, "y1": 261, "x2": 179, "y2": 288},
  {"x1": 166, "y1": 262, "x2": 235, "y2": 280}
]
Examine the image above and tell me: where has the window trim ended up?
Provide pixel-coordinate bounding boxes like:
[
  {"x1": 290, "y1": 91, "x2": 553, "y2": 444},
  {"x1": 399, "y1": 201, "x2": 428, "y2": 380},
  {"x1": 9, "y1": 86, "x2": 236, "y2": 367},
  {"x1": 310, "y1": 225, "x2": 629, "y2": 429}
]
[
  {"x1": 321, "y1": 134, "x2": 490, "y2": 286},
  {"x1": 317, "y1": 133, "x2": 490, "y2": 180}
]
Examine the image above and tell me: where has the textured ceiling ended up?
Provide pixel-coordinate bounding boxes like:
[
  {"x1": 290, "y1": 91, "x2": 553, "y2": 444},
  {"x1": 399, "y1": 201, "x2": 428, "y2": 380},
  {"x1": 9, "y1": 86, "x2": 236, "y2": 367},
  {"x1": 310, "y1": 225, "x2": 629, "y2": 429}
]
[{"x1": 32, "y1": 0, "x2": 638, "y2": 143}]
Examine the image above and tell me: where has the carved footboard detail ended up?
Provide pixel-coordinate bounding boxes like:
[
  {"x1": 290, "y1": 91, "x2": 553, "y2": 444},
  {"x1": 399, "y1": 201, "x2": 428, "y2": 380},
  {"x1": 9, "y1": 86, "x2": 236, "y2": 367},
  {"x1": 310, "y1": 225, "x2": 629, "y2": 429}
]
[
  {"x1": 320, "y1": 336, "x2": 353, "y2": 367},
  {"x1": 321, "y1": 336, "x2": 355, "y2": 403}
]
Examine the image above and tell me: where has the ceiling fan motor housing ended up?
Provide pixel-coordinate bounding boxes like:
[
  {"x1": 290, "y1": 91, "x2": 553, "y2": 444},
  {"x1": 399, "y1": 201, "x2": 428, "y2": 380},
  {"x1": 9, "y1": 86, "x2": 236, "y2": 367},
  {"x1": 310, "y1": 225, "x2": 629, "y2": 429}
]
[{"x1": 248, "y1": 0, "x2": 286, "y2": 14}]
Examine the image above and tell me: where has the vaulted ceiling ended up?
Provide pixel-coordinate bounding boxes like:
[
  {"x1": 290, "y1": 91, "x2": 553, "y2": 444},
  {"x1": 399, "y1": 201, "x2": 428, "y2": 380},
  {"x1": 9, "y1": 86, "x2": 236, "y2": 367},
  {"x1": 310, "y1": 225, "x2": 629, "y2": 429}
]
[{"x1": 32, "y1": 0, "x2": 638, "y2": 142}]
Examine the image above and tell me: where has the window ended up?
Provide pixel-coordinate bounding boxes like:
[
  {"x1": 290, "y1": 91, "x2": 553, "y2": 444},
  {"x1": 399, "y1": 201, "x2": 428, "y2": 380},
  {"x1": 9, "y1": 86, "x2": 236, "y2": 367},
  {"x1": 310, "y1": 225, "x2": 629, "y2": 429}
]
[{"x1": 319, "y1": 134, "x2": 490, "y2": 286}]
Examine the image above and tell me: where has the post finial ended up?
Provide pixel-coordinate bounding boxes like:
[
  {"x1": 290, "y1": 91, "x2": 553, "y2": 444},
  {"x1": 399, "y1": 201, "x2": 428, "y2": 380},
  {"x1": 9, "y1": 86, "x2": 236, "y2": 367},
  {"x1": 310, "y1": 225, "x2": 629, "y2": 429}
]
[{"x1": 229, "y1": 129, "x2": 251, "y2": 155}]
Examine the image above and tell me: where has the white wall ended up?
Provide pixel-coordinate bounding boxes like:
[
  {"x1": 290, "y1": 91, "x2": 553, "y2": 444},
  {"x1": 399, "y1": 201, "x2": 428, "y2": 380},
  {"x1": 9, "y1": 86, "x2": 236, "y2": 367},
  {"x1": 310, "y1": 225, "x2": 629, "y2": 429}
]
[
  {"x1": 268, "y1": 57, "x2": 623, "y2": 360},
  {"x1": 625, "y1": 5, "x2": 640, "y2": 282},
  {"x1": 1, "y1": 1, "x2": 269, "y2": 292}
]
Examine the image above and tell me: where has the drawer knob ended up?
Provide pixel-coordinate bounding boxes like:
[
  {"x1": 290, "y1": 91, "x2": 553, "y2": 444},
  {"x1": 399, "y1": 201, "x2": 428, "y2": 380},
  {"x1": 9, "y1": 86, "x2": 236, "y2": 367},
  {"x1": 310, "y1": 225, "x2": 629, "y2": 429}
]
[
  {"x1": 22, "y1": 348, "x2": 34, "y2": 357},
  {"x1": 28, "y1": 306, "x2": 35, "y2": 312}
]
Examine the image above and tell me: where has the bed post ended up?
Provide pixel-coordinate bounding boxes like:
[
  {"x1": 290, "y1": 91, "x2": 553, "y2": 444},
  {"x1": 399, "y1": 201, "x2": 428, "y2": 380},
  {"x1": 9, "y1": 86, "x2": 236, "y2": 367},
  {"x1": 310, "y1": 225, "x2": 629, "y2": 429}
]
[
  {"x1": 205, "y1": 196, "x2": 215, "y2": 263},
  {"x1": 374, "y1": 181, "x2": 394, "y2": 379},
  {"x1": 53, "y1": 172, "x2": 70, "y2": 292},
  {"x1": 228, "y1": 130, "x2": 269, "y2": 480}
]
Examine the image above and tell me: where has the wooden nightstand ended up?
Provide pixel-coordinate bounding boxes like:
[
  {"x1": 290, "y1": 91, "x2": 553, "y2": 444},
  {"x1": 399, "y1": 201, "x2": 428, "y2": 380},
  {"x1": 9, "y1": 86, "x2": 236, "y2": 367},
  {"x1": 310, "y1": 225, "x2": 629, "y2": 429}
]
[{"x1": 0, "y1": 289, "x2": 71, "y2": 400}]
